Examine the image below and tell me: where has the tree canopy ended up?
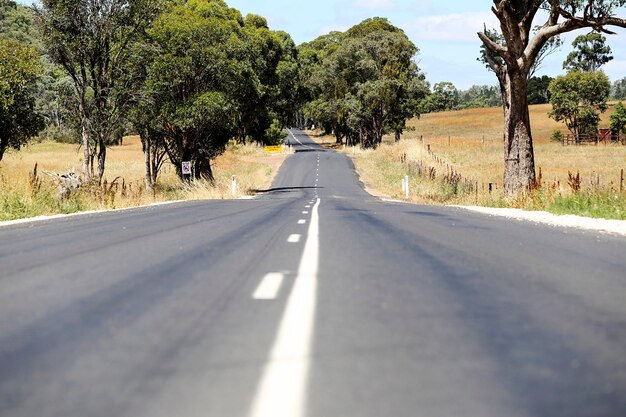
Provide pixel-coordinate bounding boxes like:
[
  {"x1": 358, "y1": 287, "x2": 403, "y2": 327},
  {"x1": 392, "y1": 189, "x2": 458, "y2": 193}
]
[
  {"x1": 301, "y1": 18, "x2": 427, "y2": 148},
  {"x1": 0, "y1": 37, "x2": 43, "y2": 161},
  {"x1": 549, "y1": 70, "x2": 611, "y2": 138},
  {"x1": 563, "y1": 32, "x2": 613, "y2": 72},
  {"x1": 35, "y1": 0, "x2": 162, "y2": 183}
]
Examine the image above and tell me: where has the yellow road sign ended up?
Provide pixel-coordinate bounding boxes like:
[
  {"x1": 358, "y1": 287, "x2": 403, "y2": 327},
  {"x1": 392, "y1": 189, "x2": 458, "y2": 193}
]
[{"x1": 264, "y1": 145, "x2": 282, "y2": 153}]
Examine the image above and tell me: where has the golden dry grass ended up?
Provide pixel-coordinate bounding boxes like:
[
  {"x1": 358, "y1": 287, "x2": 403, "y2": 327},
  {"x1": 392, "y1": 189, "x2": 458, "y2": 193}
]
[
  {"x1": 320, "y1": 104, "x2": 626, "y2": 215},
  {"x1": 0, "y1": 136, "x2": 287, "y2": 220},
  {"x1": 406, "y1": 103, "x2": 619, "y2": 143},
  {"x1": 410, "y1": 104, "x2": 626, "y2": 195}
]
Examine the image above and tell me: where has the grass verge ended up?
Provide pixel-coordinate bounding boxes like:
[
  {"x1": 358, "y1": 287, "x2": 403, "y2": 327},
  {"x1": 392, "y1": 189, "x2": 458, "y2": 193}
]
[{"x1": 0, "y1": 136, "x2": 287, "y2": 221}]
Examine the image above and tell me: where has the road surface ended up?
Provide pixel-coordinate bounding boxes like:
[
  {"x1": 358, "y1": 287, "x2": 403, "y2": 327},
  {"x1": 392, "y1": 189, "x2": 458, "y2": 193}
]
[{"x1": 1, "y1": 130, "x2": 625, "y2": 417}]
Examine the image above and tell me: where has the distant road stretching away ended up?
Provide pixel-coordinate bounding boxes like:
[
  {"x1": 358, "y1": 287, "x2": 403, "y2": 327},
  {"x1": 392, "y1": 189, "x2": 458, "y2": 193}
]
[{"x1": 1, "y1": 130, "x2": 625, "y2": 417}]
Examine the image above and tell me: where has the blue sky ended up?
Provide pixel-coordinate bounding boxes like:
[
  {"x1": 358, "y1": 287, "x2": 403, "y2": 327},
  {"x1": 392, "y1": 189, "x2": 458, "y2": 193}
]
[
  {"x1": 19, "y1": 0, "x2": 626, "y2": 89},
  {"x1": 226, "y1": 0, "x2": 626, "y2": 90}
]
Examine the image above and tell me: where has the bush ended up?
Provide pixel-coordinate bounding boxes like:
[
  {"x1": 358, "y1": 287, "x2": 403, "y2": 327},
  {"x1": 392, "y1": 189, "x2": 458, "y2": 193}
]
[
  {"x1": 264, "y1": 119, "x2": 288, "y2": 145},
  {"x1": 551, "y1": 130, "x2": 563, "y2": 142}
]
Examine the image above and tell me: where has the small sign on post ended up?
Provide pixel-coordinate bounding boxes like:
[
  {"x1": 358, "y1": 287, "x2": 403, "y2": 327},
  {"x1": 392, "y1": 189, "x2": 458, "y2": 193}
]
[
  {"x1": 182, "y1": 161, "x2": 191, "y2": 181},
  {"x1": 182, "y1": 161, "x2": 191, "y2": 175}
]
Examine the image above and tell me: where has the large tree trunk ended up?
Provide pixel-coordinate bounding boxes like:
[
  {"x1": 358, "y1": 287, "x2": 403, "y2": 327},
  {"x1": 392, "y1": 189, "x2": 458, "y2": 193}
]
[
  {"x1": 194, "y1": 158, "x2": 214, "y2": 182},
  {"x1": 80, "y1": 112, "x2": 90, "y2": 182},
  {"x1": 502, "y1": 70, "x2": 536, "y2": 195},
  {"x1": 97, "y1": 136, "x2": 106, "y2": 185},
  {"x1": 0, "y1": 135, "x2": 7, "y2": 162},
  {"x1": 151, "y1": 143, "x2": 160, "y2": 185},
  {"x1": 141, "y1": 132, "x2": 153, "y2": 190}
]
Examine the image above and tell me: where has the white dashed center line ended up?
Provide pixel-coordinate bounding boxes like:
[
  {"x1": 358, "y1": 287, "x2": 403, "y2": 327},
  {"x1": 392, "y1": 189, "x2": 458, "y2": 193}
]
[
  {"x1": 253, "y1": 273, "x2": 285, "y2": 300},
  {"x1": 287, "y1": 234, "x2": 301, "y2": 243},
  {"x1": 298, "y1": 219, "x2": 306, "y2": 224}
]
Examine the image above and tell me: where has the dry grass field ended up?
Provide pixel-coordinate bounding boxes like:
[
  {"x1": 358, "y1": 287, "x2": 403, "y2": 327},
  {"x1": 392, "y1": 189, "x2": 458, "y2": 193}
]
[
  {"x1": 321, "y1": 103, "x2": 626, "y2": 219},
  {"x1": 0, "y1": 136, "x2": 287, "y2": 221}
]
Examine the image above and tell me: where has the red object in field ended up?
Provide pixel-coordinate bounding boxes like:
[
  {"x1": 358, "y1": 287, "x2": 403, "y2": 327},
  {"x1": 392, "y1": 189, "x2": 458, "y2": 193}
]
[{"x1": 598, "y1": 128, "x2": 611, "y2": 143}]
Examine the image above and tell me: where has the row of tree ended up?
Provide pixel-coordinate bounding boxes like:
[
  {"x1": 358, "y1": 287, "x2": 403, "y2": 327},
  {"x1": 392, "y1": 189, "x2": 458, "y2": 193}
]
[
  {"x1": 0, "y1": 0, "x2": 299, "y2": 188},
  {"x1": 1, "y1": 2, "x2": 432, "y2": 184},
  {"x1": 298, "y1": 18, "x2": 428, "y2": 147}
]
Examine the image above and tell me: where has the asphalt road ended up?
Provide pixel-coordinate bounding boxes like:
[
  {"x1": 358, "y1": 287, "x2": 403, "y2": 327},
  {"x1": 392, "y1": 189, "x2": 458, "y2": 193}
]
[{"x1": 1, "y1": 130, "x2": 625, "y2": 417}]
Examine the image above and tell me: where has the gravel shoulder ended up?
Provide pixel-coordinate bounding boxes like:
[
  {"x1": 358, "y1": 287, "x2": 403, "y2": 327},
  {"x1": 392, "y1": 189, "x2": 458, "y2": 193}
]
[{"x1": 455, "y1": 205, "x2": 626, "y2": 237}]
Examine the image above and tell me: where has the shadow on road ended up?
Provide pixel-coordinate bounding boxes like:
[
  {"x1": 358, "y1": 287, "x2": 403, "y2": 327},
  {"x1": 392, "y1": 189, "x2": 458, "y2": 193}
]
[{"x1": 252, "y1": 186, "x2": 322, "y2": 194}]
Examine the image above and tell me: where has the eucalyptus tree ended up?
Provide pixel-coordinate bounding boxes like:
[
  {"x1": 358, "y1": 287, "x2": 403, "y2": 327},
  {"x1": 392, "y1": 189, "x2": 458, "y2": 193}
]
[
  {"x1": 0, "y1": 37, "x2": 44, "y2": 161},
  {"x1": 140, "y1": 0, "x2": 238, "y2": 180},
  {"x1": 303, "y1": 18, "x2": 426, "y2": 148},
  {"x1": 548, "y1": 70, "x2": 610, "y2": 138},
  {"x1": 563, "y1": 32, "x2": 613, "y2": 72},
  {"x1": 235, "y1": 15, "x2": 299, "y2": 145},
  {"x1": 35, "y1": 0, "x2": 161, "y2": 183},
  {"x1": 478, "y1": 0, "x2": 626, "y2": 195}
]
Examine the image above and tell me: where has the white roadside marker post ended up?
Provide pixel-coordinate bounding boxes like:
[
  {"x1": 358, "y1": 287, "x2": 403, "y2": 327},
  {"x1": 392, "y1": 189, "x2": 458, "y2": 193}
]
[
  {"x1": 405, "y1": 175, "x2": 409, "y2": 199},
  {"x1": 402, "y1": 178, "x2": 406, "y2": 194},
  {"x1": 232, "y1": 175, "x2": 237, "y2": 196}
]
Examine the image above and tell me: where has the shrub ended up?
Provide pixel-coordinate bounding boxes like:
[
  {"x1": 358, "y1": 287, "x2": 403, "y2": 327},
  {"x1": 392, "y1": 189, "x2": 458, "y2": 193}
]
[{"x1": 551, "y1": 130, "x2": 563, "y2": 142}]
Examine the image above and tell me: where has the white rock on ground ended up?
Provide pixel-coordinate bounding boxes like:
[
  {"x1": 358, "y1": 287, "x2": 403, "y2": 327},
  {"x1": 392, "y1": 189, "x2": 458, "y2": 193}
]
[{"x1": 456, "y1": 206, "x2": 626, "y2": 237}]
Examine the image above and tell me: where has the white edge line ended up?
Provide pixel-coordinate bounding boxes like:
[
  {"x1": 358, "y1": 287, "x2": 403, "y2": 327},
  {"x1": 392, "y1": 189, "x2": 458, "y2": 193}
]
[{"x1": 0, "y1": 199, "x2": 188, "y2": 228}]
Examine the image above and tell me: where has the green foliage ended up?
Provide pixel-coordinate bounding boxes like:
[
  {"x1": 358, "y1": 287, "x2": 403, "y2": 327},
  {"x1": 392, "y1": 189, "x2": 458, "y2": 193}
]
[
  {"x1": 548, "y1": 70, "x2": 610, "y2": 137},
  {"x1": 300, "y1": 18, "x2": 427, "y2": 148},
  {"x1": 0, "y1": 37, "x2": 44, "y2": 161},
  {"x1": 527, "y1": 75, "x2": 553, "y2": 105},
  {"x1": 547, "y1": 191, "x2": 626, "y2": 220},
  {"x1": 457, "y1": 85, "x2": 502, "y2": 109},
  {"x1": 264, "y1": 119, "x2": 287, "y2": 145},
  {"x1": 235, "y1": 17, "x2": 300, "y2": 143},
  {"x1": 140, "y1": 0, "x2": 242, "y2": 178},
  {"x1": 551, "y1": 129, "x2": 563, "y2": 142},
  {"x1": 609, "y1": 102, "x2": 626, "y2": 135},
  {"x1": 563, "y1": 32, "x2": 613, "y2": 72},
  {"x1": 611, "y1": 77, "x2": 626, "y2": 99},
  {"x1": 35, "y1": 0, "x2": 162, "y2": 181},
  {"x1": 420, "y1": 82, "x2": 459, "y2": 113},
  {"x1": 0, "y1": 0, "x2": 41, "y2": 49}
]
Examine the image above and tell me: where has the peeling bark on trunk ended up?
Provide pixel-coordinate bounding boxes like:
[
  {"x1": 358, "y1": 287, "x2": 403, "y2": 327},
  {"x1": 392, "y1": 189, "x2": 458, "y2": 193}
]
[
  {"x1": 194, "y1": 158, "x2": 214, "y2": 182},
  {"x1": 141, "y1": 133, "x2": 153, "y2": 190},
  {"x1": 0, "y1": 135, "x2": 7, "y2": 162},
  {"x1": 97, "y1": 136, "x2": 106, "y2": 185},
  {"x1": 80, "y1": 108, "x2": 90, "y2": 182},
  {"x1": 502, "y1": 71, "x2": 536, "y2": 195}
]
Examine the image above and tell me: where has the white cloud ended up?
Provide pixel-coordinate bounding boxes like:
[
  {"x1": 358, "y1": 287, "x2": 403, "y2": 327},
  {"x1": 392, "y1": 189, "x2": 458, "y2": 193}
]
[
  {"x1": 353, "y1": 0, "x2": 395, "y2": 10},
  {"x1": 407, "y1": 12, "x2": 499, "y2": 43}
]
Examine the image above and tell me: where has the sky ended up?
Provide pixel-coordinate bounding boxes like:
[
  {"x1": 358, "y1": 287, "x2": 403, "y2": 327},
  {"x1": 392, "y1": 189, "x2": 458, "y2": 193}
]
[{"x1": 225, "y1": 0, "x2": 626, "y2": 90}]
